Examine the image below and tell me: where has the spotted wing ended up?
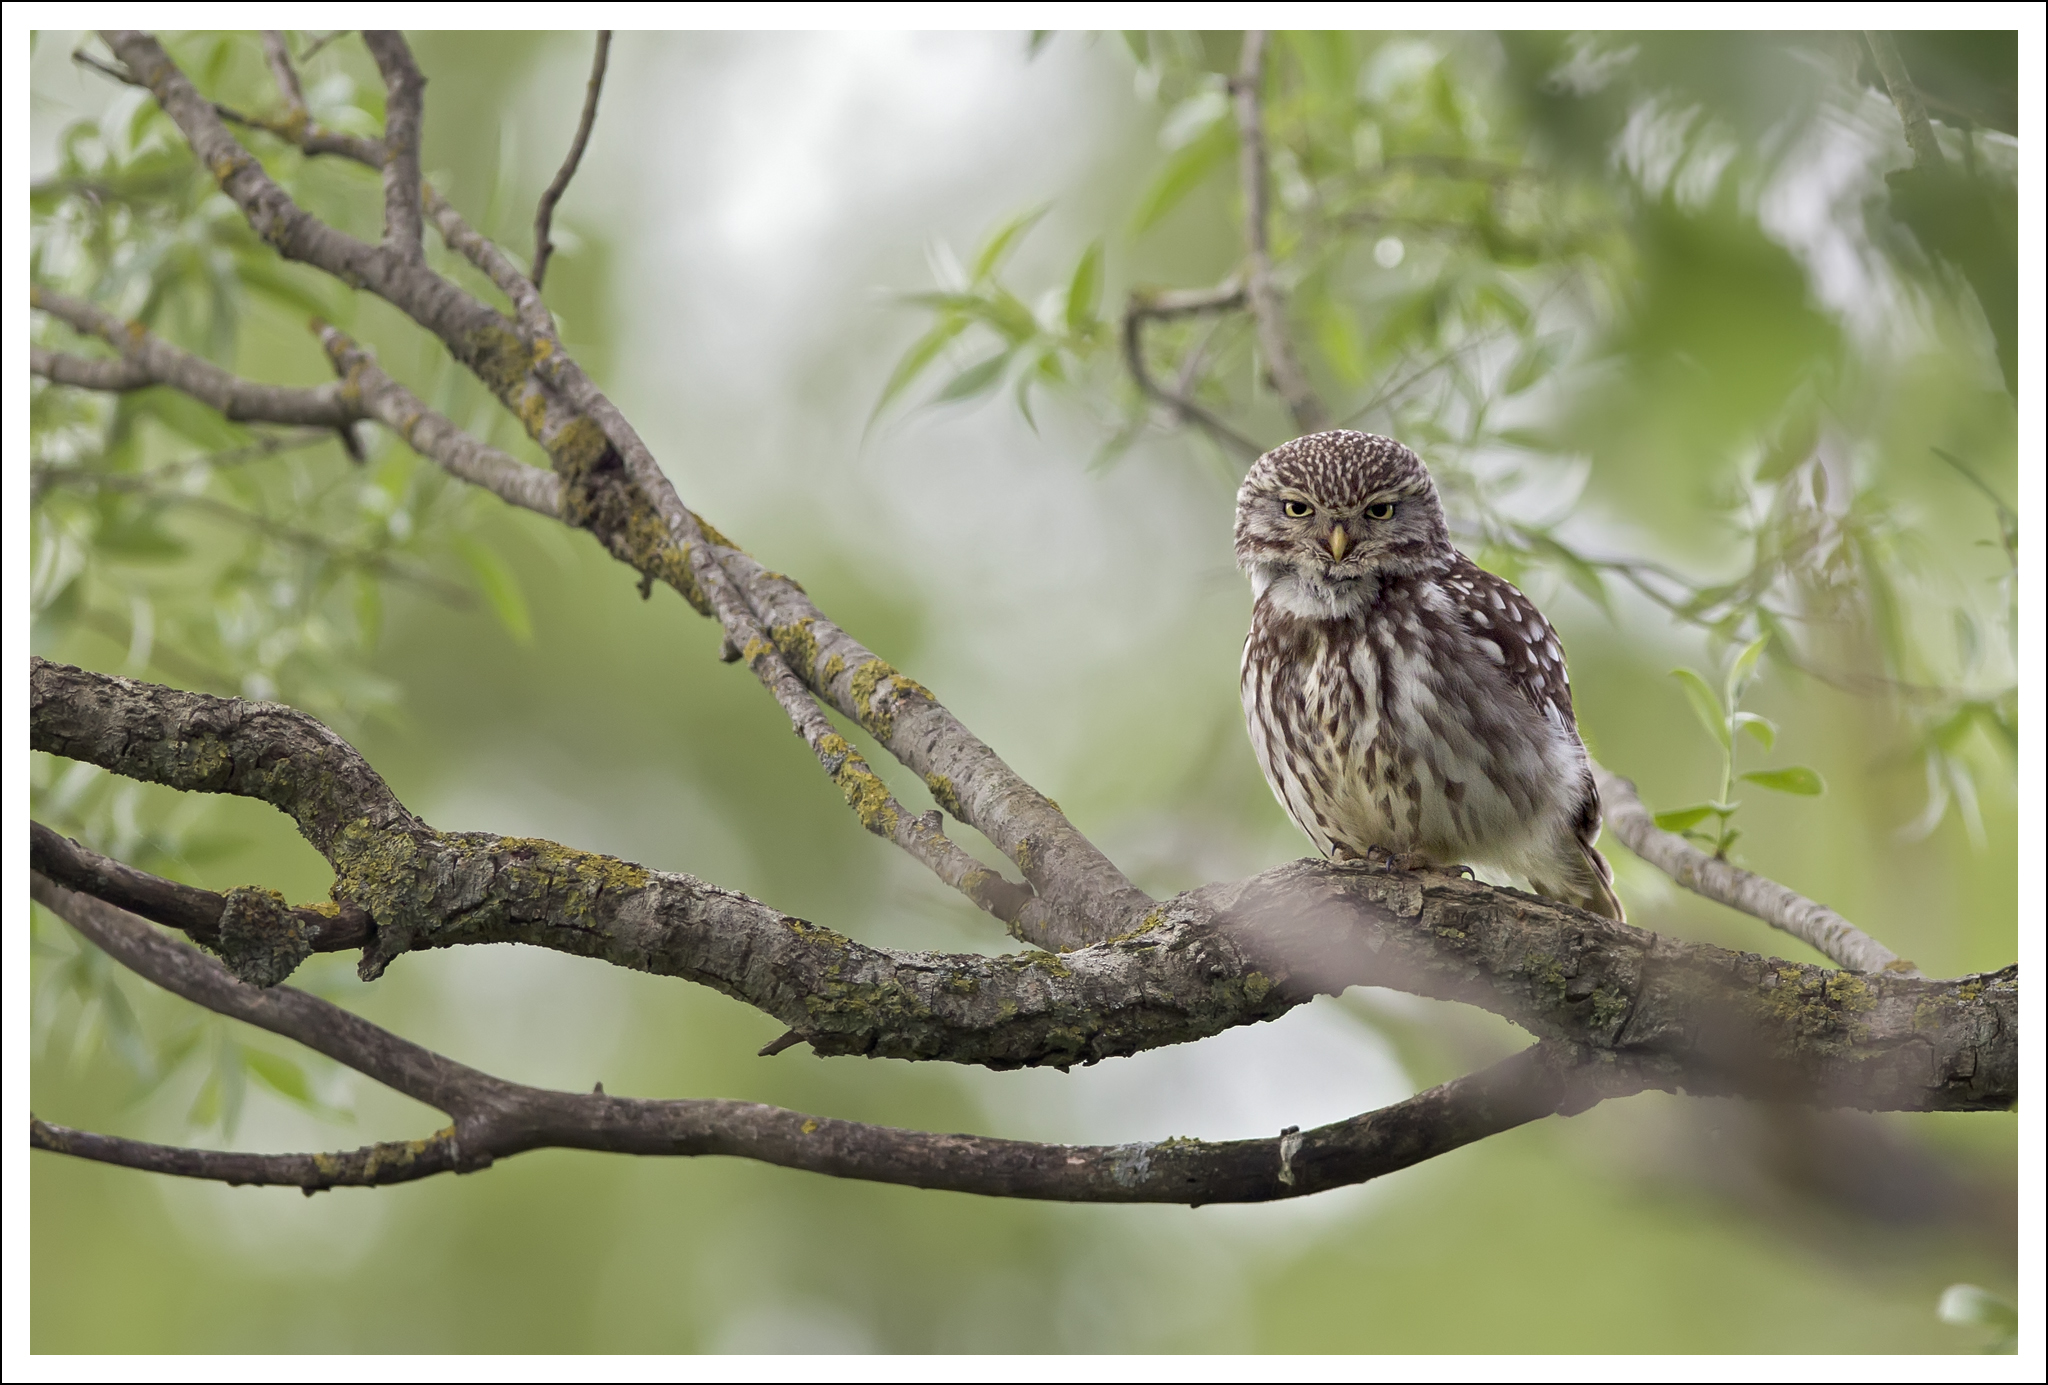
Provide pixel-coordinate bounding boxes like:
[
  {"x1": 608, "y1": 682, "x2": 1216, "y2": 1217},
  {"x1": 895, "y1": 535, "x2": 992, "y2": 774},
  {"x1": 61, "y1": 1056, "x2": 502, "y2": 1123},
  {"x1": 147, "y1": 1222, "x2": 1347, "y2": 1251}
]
[{"x1": 1437, "y1": 557, "x2": 1577, "y2": 730}]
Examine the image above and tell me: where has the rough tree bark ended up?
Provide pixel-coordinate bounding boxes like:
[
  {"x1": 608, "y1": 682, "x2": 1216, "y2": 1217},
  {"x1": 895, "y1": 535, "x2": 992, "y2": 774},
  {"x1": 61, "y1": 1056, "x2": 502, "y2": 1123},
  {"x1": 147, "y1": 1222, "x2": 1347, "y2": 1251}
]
[{"x1": 27, "y1": 30, "x2": 2017, "y2": 1204}]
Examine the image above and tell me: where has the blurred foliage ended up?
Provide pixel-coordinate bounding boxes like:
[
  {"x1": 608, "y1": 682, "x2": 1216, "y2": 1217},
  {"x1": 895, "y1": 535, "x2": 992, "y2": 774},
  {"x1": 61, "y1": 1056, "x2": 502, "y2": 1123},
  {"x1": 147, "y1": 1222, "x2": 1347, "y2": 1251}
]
[
  {"x1": 28, "y1": 28, "x2": 2020, "y2": 1353},
  {"x1": 887, "y1": 27, "x2": 2017, "y2": 855}
]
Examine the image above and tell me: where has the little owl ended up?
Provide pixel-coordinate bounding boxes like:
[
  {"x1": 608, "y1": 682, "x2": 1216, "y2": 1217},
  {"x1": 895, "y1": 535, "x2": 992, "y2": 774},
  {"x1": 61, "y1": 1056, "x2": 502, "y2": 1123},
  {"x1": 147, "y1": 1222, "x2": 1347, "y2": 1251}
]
[{"x1": 1236, "y1": 430, "x2": 1623, "y2": 920}]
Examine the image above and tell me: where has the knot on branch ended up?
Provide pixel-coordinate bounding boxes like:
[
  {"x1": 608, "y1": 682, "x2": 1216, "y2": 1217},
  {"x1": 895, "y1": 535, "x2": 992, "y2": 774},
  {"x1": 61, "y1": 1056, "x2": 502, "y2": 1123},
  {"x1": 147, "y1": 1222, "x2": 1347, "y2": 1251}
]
[{"x1": 213, "y1": 885, "x2": 311, "y2": 987}]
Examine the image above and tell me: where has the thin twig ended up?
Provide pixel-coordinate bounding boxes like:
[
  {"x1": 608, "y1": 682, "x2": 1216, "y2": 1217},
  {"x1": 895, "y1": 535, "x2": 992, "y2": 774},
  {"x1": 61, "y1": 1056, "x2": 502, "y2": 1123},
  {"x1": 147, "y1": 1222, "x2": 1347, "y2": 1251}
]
[
  {"x1": 1231, "y1": 31, "x2": 1326, "y2": 435},
  {"x1": 33, "y1": 290, "x2": 360, "y2": 427},
  {"x1": 532, "y1": 31, "x2": 611, "y2": 292},
  {"x1": 295, "y1": 31, "x2": 347, "y2": 64},
  {"x1": 260, "y1": 31, "x2": 306, "y2": 116},
  {"x1": 1592, "y1": 763, "x2": 1917, "y2": 976},
  {"x1": 315, "y1": 324, "x2": 566, "y2": 518},
  {"x1": 1122, "y1": 289, "x2": 1265, "y2": 461}
]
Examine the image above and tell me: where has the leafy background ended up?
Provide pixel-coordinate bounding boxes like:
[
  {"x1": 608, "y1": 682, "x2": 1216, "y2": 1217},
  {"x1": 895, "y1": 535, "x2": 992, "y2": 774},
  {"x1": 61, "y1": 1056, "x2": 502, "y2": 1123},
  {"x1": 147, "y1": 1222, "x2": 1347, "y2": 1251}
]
[{"x1": 28, "y1": 30, "x2": 2018, "y2": 1352}]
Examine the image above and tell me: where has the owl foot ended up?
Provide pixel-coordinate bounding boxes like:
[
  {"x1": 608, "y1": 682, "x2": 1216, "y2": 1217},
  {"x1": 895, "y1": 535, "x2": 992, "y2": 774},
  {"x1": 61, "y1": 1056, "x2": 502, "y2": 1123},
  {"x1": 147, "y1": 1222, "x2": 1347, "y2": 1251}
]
[{"x1": 1343, "y1": 845, "x2": 1439, "y2": 874}]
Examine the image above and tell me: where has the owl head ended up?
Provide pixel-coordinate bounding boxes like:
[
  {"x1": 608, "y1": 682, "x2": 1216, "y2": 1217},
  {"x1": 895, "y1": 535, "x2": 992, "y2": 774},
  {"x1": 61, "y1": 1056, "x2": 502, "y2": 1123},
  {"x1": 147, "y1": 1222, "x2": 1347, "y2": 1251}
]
[{"x1": 1234, "y1": 431, "x2": 1452, "y2": 613}]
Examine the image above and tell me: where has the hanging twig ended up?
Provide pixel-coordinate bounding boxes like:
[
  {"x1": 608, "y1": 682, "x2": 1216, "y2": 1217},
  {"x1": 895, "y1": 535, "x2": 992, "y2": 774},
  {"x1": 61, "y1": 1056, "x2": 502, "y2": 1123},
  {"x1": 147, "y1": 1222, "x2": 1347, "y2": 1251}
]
[{"x1": 532, "y1": 31, "x2": 612, "y2": 291}]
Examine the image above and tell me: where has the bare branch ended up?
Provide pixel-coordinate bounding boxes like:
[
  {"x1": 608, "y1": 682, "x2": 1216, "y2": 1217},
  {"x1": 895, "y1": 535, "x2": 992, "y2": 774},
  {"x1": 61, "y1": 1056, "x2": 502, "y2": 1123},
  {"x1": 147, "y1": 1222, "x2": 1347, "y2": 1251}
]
[
  {"x1": 532, "y1": 31, "x2": 611, "y2": 292},
  {"x1": 360, "y1": 32, "x2": 427, "y2": 261},
  {"x1": 32, "y1": 288, "x2": 360, "y2": 427},
  {"x1": 31, "y1": 877, "x2": 1605, "y2": 1199},
  {"x1": 102, "y1": 32, "x2": 509, "y2": 368},
  {"x1": 99, "y1": 30, "x2": 1150, "y2": 947},
  {"x1": 32, "y1": 876, "x2": 498, "y2": 1113},
  {"x1": 315, "y1": 324, "x2": 564, "y2": 518},
  {"x1": 32, "y1": 659, "x2": 2012, "y2": 1109},
  {"x1": 1593, "y1": 764, "x2": 1917, "y2": 977},
  {"x1": 31, "y1": 657, "x2": 417, "y2": 859},
  {"x1": 1122, "y1": 284, "x2": 1266, "y2": 461},
  {"x1": 1866, "y1": 31, "x2": 1945, "y2": 170},
  {"x1": 30, "y1": 347, "x2": 152, "y2": 392},
  {"x1": 31, "y1": 822, "x2": 371, "y2": 962},
  {"x1": 32, "y1": 1117, "x2": 461, "y2": 1191},
  {"x1": 1231, "y1": 31, "x2": 1327, "y2": 435},
  {"x1": 260, "y1": 31, "x2": 306, "y2": 116},
  {"x1": 296, "y1": 31, "x2": 347, "y2": 63}
]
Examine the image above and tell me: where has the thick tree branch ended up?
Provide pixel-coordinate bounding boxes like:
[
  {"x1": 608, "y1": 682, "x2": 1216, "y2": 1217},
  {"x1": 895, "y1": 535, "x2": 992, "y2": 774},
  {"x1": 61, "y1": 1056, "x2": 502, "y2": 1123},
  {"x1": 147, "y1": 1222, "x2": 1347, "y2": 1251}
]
[
  {"x1": 1231, "y1": 31, "x2": 1327, "y2": 434},
  {"x1": 31, "y1": 659, "x2": 2014, "y2": 1111},
  {"x1": 30, "y1": 658, "x2": 416, "y2": 859},
  {"x1": 361, "y1": 32, "x2": 427, "y2": 261},
  {"x1": 1593, "y1": 764, "x2": 1915, "y2": 977},
  {"x1": 32, "y1": 288, "x2": 359, "y2": 427},
  {"x1": 532, "y1": 31, "x2": 611, "y2": 292},
  {"x1": 30, "y1": 877, "x2": 1602, "y2": 1201}
]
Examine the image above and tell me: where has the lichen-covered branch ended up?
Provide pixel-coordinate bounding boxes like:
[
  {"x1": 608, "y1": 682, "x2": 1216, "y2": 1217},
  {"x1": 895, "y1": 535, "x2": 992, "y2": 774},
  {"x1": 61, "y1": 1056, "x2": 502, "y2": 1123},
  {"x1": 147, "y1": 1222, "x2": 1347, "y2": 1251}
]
[
  {"x1": 32, "y1": 287, "x2": 360, "y2": 427},
  {"x1": 532, "y1": 30, "x2": 611, "y2": 292},
  {"x1": 1232, "y1": 31, "x2": 1327, "y2": 434},
  {"x1": 30, "y1": 657, "x2": 416, "y2": 859},
  {"x1": 31, "y1": 659, "x2": 2015, "y2": 1111},
  {"x1": 31, "y1": 878, "x2": 1600, "y2": 1201},
  {"x1": 32, "y1": 822, "x2": 371, "y2": 977},
  {"x1": 89, "y1": 29, "x2": 1150, "y2": 947},
  {"x1": 1593, "y1": 764, "x2": 1914, "y2": 977}
]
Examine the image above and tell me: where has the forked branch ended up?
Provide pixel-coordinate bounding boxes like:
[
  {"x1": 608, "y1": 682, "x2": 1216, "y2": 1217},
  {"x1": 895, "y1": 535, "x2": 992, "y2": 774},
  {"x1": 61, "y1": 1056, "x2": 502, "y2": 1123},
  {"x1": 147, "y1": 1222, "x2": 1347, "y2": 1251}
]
[{"x1": 30, "y1": 878, "x2": 1597, "y2": 1202}]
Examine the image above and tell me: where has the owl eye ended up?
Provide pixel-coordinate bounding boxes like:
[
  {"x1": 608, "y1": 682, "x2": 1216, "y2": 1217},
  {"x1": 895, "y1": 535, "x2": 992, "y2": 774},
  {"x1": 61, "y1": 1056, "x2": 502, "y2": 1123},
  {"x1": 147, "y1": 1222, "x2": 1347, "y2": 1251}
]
[
  {"x1": 1283, "y1": 500, "x2": 1313, "y2": 518},
  {"x1": 1364, "y1": 501, "x2": 1396, "y2": 521}
]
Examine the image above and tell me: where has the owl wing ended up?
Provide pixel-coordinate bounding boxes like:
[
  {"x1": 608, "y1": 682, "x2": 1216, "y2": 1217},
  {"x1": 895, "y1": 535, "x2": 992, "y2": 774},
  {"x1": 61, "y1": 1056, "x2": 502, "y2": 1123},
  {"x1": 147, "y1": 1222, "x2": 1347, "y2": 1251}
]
[
  {"x1": 1437, "y1": 557, "x2": 1577, "y2": 731},
  {"x1": 1439, "y1": 557, "x2": 1623, "y2": 919}
]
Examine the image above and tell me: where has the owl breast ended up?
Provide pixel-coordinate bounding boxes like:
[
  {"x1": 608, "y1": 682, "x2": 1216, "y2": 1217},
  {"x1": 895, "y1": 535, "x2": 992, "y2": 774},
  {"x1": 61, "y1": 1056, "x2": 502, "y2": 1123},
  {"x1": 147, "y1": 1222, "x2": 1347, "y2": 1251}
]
[{"x1": 1241, "y1": 572, "x2": 1584, "y2": 874}]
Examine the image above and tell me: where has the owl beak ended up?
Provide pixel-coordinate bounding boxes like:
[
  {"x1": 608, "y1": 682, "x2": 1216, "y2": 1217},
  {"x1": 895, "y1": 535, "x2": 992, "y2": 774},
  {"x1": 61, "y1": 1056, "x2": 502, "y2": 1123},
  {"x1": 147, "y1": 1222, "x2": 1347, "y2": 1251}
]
[{"x1": 1326, "y1": 525, "x2": 1350, "y2": 562}]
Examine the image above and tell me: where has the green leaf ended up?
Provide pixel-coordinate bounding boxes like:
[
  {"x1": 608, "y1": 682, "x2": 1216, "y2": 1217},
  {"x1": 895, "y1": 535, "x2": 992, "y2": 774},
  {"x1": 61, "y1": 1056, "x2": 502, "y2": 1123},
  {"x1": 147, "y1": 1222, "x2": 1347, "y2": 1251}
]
[
  {"x1": 1738, "y1": 766, "x2": 1824, "y2": 795},
  {"x1": 870, "y1": 316, "x2": 970, "y2": 423},
  {"x1": 1670, "y1": 667, "x2": 1730, "y2": 750},
  {"x1": 1652, "y1": 805, "x2": 1717, "y2": 833},
  {"x1": 1131, "y1": 119, "x2": 1234, "y2": 234},
  {"x1": 1013, "y1": 371, "x2": 1038, "y2": 434},
  {"x1": 1724, "y1": 633, "x2": 1769, "y2": 705},
  {"x1": 454, "y1": 535, "x2": 532, "y2": 644},
  {"x1": 244, "y1": 1049, "x2": 314, "y2": 1104},
  {"x1": 1064, "y1": 239, "x2": 1103, "y2": 336},
  {"x1": 971, "y1": 204, "x2": 1050, "y2": 283},
  {"x1": 1732, "y1": 711, "x2": 1776, "y2": 751},
  {"x1": 933, "y1": 350, "x2": 1012, "y2": 404}
]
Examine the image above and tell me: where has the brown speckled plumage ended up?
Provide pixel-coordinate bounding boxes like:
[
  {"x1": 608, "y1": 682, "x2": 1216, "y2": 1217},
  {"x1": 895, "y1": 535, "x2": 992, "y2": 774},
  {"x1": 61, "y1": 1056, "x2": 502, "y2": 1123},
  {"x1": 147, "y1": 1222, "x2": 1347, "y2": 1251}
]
[{"x1": 1236, "y1": 430, "x2": 1622, "y2": 920}]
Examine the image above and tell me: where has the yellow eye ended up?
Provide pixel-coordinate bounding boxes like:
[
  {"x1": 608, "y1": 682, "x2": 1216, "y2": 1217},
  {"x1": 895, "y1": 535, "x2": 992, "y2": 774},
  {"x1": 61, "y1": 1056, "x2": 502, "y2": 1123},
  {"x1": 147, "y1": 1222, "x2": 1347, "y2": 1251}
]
[
  {"x1": 1283, "y1": 500, "x2": 1313, "y2": 518},
  {"x1": 1365, "y1": 501, "x2": 1396, "y2": 521}
]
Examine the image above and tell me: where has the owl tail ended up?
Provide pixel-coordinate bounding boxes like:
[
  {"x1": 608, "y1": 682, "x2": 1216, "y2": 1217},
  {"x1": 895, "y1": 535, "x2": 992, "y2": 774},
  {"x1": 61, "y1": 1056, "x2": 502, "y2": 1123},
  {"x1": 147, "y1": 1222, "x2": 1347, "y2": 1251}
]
[{"x1": 1536, "y1": 844, "x2": 1626, "y2": 922}]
